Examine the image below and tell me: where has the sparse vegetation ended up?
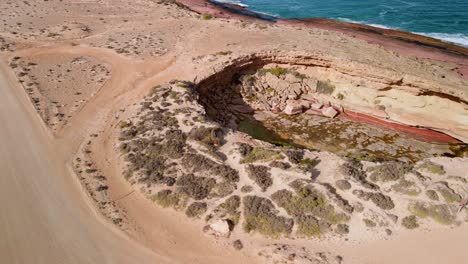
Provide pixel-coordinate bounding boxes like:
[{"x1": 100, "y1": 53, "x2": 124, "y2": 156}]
[
  {"x1": 269, "y1": 160, "x2": 291, "y2": 170},
  {"x1": 335, "y1": 179, "x2": 351, "y2": 191},
  {"x1": 401, "y1": 215, "x2": 419, "y2": 229},
  {"x1": 341, "y1": 160, "x2": 377, "y2": 190},
  {"x1": 185, "y1": 202, "x2": 207, "y2": 218},
  {"x1": 409, "y1": 202, "x2": 455, "y2": 225},
  {"x1": 363, "y1": 218, "x2": 376, "y2": 228},
  {"x1": 284, "y1": 149, "x2": 304, "y2": 164},
  {"x1": 233, "y1": 239, "x2": 243, "y2": 250},
  {"x1": 243, "y1": 195, "x2": 293, "y2": 237},
  {"x1": 316, "y1": 80, "x2": 335, "y2": 94},
  {"x1": 418, "y1": 160, "x2": 445, "y2": 175},
  {"x1": 353, "y1": 190, "x2": 395, "y2": 210},
  {"x1": 437, "y1": 184, "x2": 461, "y2": 203},
  {"x1": 241, "y1": 147, "x2": 283, "y2": 163},
  {"x1": 176, "y1": 174, "x2": 216, "y2": 200},
  {"x1": 216, "y1": 195, "x2": 241, "y2": 225},
  {"x1": 425, "y1": 190, "x2": 439, "y2": 201},
  {"x1": 200, "y1": 13, "x2": 212, "y2": 20},
  {"x1": 246, "y1": 165, "x2": 272, "y2": 191},
  {"x1": 391, "y1": 179, "x2": 420, "y2": 196},
  {"x1": 368, "y1": 161, "x2": 413, "y2": 182},
  {"x1": 266, "y1": 66, "x2": 287, "y2": 77},
  {"x1": 151, "y1": 189, "x2": 180, "y2": 208},
  {"x1": 272, "y1": 186, "x2": 348, "y2": 226},
  {"x1": 297, "y1": 215, "x2": 328, "y2": 237}
]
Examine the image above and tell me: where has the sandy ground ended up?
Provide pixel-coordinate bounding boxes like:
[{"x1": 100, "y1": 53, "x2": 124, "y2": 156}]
[{"x1": 1, "y1": 0, "x2": 467, "y2": 263}]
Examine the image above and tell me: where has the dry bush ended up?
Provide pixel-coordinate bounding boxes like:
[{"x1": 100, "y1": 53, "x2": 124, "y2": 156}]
[
  {"x1": 341, "y1": 160, "x2": 378, "y2": 190},
  {"x1": 284, "y1": 149, "x2": 304, "y2": 164},
  {"x1": 176, "y1": 174, "x2": 216, "y2": 200},
  {"x1": 353, "y1": 190, "x2": 395, "y2": 210},
  {"x1": 246, "y1": 165, "x2": 272, "y2": 191},
  {"x1": 368, "y1": 161, "x2": 413, "y2": 182},
  {"x1": 185, "y1": 202, "x2": 208, "y2": 218},
  {"x1": 233, "y1": 239, "x2": 243, "y2": 250},
  {"x1": 335, "y1": 179, "x2": 351, "y2": 191},
  {"x1": 401, "y1": 215, "x2": 419, "y2": 229},
  {"x1": 269, "y1": 160, "x2": 291, "y2": 170},
  {"x1": 151, "y1": 189, "x2": 180, "y2": 208}
]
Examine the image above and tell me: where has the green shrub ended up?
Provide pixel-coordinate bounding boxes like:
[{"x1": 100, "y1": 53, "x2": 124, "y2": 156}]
[
  {"x1": 241, "y1": 147, "x2": 283, "y2": 163},
  {"x1": 409, "y1": 202, "x2": 455, "y2": 225},
  {"x1": 217, "y1": 195, "x2": 241, "y2": 224},
  {"x1": 272, "y1": 187, "x2": 348, "y2": 225},
  {"x1": 201, "y1": 13, "x2": 212, "y2": 20},
  {"x1": 297, "y1": 215, "x2": 328, "y2": 237},
  {"x1": 266, "y1": 66, "x2": 287, "y2": 77},
  {"x1": 243, "y1": 196, "x2": 293, "y2": 237},
  {"x1": 418, "y1": 161, "x2": 445, "y2": 175}
]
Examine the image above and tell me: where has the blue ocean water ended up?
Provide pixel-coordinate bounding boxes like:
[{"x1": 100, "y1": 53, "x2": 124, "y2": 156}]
[{"x1": 214, "y1": 0, "x2": 468, "y2": 47}]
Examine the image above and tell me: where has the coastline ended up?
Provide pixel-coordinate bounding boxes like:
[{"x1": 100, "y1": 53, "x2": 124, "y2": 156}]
[
  {"x1": 176, "y1": 0, "x2": 466, "y2": 144},
  {"x1": 176, "y1": 0, "x2": 468, "y2": 79}
]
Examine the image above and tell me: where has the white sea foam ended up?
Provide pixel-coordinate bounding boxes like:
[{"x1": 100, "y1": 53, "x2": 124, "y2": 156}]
[
  {"x1": 337, "y1": 18, "x2": 468, "y2": 47},
  {"x1": 337, "y1": 18, "x2": 392, "y2": 29},
  {"x1": 212, "y1": 0, "x2": 248, "y2": 7},
  {"x1": 417, "y1": 32, "x2": 468, "y2": 48}
]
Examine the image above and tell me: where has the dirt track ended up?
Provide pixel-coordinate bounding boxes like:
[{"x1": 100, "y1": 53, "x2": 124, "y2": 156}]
[{"x1": 0, "y1": 60, "x2": 172, "y2": 264}]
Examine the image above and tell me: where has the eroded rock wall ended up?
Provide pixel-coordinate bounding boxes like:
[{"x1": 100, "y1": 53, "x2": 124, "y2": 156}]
[{"x1": 196, "y1": 52, "x2": 468, "y2": 143}]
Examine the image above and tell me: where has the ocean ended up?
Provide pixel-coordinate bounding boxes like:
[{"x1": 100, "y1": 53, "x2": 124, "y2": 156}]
[{"x1": 213, "y1": 0, "x2": 468, "y2": 47}]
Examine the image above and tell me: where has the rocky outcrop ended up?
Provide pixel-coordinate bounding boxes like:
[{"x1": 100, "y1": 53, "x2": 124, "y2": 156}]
[{"x1": 196, "y1": 52, "x2": 468, "y2": 143}]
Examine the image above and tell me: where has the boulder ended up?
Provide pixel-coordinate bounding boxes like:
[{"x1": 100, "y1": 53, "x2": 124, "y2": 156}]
[
  {"x1": 303, "y1": 78, "x2": 318, "y2": 94},
  {"x1": 265, "y1": 72, "x2": 279, "y2": 88},
  {"x1": 290, "y1": 83, "x2": 303, "y2": 96},
  {"x1": 208, "y1": 219, "x2": 231, "y2": 237},
  {"x1": 322, "y1": 107, "x2": 339, "y2": 118},
  {"x1": 311, "y1": 103, "x2": 323, "y2": 110},
  {"x1": 284, "y1": 73, "x2": 301, "y2": 83},
  {"x1": 300, "y1": 100, "x2": 311, "y2": 109},
  {"x1": 302, "y1": 94, "x2": 316, "y2": 102},
  {"x1": 287, "y1": 93, "x2": 299, "y2": 100},
  {"x1": 283, "y1": 101, "x2": 303, "y2": 115},
  {"x1": 277, "y1": 79, "x2": 290, "y2": 93}
]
